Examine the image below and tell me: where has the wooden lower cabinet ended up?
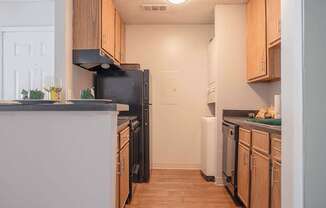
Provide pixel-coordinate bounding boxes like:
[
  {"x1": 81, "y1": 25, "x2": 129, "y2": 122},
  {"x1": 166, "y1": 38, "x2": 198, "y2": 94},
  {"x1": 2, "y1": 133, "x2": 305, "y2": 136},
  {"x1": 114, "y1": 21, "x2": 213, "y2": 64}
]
[
  {"x1": 250, "y1": 150, "x2": 270, "y2": 208},
  {"x1": 119, "y1": 143, "x2": 129, "y2": 208},
  {"x1": 271, "y1": 161, "x2": 281, "y2": 208},
  {"x1": 237, "y1": 143, "x2": 250, "y2": 207}
]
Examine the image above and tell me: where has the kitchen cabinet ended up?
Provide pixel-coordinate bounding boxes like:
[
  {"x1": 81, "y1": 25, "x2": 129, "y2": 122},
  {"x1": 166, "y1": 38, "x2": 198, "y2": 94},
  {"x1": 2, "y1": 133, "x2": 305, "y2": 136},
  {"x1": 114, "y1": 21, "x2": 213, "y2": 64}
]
[
  {"x1": 267, "y1": 0, "x2": 281, "y2": 45},
  {"x1": 237, "y1": 127, "x2": 281, "y2": 208},
  {"x1": 271, "y1": 161, "x2": 281, "y2": 208},
  {"x1": 266, "y1": 0, "x2": 281, "y2": 81},
  {"x1": 238, "y1": 143, "x2": 251, "y2": 208},
  {"x1": 117, "y1": 126, "x2": 130, "y2": 208},
  {"x1": 271, "y1": 136, "x2": 281, "y2": 208},
  {"x1": 250, "y1": 150, "x2": 270, "y2": 208},
  {"x1": 247, "y1": 0, "x2": 267, "y2": 81},
  {"x1": 73, "y1": 0, "x2": 126, "y2": 64},
  {"x1": 73, "y1": 0, "x2": 100, "y2": 50},
  {"x1": 246, "y1": 0, "x2": 281, "y2": 82},
  {"x1": 119, "y1": 143, "x2": 129, "y2": 208},
  {"x1": 102, "y1": 0, "x2": 116, "y2": 57},
  {"x1": 121, "y1": 19, "x2": 126, "y2": 63},
  {"x1": 115, "y1": 10, "x2": 122, "y2": 63},
  {"x1": 116, "y1": 153, "x2": 120, "y2": 208},
  {"x1": 73, "y1": 0, "x2": 115, "y2": 58}
]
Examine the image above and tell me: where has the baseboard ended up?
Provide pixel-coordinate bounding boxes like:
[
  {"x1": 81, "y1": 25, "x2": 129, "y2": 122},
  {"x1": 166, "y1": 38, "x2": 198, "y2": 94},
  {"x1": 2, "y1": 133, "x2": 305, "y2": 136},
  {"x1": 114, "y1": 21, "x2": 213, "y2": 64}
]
[
  {"x1": 200, "y1": 170, "x2": 215, "y2": 182},
  {"x1": 151, "y1": 163, "x2": 200, "y2": 170},
  {"x1": 215, "y1": 176, "x2": 224, "y2": 186}
]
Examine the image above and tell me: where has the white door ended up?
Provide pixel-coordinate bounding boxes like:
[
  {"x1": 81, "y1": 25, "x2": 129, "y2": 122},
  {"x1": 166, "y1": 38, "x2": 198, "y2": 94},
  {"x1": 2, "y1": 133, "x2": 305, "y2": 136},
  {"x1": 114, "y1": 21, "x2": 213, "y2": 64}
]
[{"x1": 2, "y1": 30, "x2": 54, "y2": 99}]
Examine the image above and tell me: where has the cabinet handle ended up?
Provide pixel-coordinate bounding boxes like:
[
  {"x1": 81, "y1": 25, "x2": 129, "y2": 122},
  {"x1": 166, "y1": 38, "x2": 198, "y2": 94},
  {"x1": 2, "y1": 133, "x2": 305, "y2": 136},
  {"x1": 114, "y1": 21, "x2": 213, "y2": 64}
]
[
  {"x1": 117, "y1": 162, "x2": 121, "y2": 175},
  {"x1": 274, "y1": 166, "x2": 280, "y2": 183},
  {"x1": 251, "y1": 155, "x2": 256, "y2": 174},
  {"x1": 261, "y1": 53, "x2": 265, "y2": 71},
  {"x1": 278, "y1": 19, "x2": 281, "y2": 34},
  {"x1": 244, "y1": 153, "x2": 247, "y2": 166},
  {"x1": 121, "y1": 159, "x2": 124, "y2": 173}
]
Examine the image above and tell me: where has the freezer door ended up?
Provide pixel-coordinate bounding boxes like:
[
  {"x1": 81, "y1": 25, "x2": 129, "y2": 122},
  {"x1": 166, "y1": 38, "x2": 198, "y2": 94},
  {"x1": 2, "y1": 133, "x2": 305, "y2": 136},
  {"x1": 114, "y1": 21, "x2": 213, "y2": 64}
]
[
  {"x1": 143, "y1": 69, "x2": 150, "y2": 104},
  {"x1": 142, "y1": 104, "x2": 151, "y2": 182}
]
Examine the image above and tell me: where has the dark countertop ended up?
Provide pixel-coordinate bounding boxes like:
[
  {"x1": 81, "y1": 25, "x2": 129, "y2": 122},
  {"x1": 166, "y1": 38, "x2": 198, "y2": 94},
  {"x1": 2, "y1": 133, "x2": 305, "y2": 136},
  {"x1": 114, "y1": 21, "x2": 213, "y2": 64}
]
[
  {"x1": 117, "y1": 116, "x2": 138, "y2": 132},
  {"x1": 224, "y1": 116, "x2": 281, "y2": 135},
  {"x1": 0, "y1": 103, "x2": 129, "y2": 112},
  {"x1": 118, "y1": 119, "x2": 130, "y2": 132}
]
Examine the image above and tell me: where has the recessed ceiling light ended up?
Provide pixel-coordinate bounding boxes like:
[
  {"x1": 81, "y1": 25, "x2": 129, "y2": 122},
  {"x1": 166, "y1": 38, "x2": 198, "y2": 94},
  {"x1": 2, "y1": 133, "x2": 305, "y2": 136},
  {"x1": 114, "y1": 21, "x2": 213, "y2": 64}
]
[{"x1": 167, "y1": 0, "x2": 187, "y2": 5}]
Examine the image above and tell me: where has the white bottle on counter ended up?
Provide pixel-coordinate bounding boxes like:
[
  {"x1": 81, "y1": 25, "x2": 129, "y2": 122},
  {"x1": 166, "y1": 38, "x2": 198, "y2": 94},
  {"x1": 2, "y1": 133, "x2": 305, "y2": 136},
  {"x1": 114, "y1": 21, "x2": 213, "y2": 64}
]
[{"x1": 274, "y1": 94, "x2": 281, "y2": 119}]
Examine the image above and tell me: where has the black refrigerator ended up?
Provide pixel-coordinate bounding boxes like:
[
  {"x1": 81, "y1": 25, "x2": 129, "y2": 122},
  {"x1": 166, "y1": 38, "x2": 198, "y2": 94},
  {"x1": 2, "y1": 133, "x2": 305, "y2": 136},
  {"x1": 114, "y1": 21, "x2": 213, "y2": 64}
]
[{"x1": 96, "y1": 69, "x2": 151, "y2": 183}]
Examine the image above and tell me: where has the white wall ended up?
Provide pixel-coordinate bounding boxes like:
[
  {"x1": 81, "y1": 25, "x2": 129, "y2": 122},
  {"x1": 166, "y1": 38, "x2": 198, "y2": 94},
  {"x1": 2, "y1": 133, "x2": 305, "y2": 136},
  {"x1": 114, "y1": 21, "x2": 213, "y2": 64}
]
[
  {"x1": 214, "y1": 4, "x2": 281, "y2": 183},
  {"x1": 126, "y1": 25, "x2": 214, "y2": 169},
  {"x1": 0, "y1": 111, "x2": 118, "y2": 208},
  {"x1": 55, "y1": 0, "x2": 93, "y2": 99},
  {"x1": 282, "y1": 0, "x2": 303, "y2": 207},
  {"x1": 0, "y1": 1, "x2": 54, "y2": 26},
  {"x1": 0, "y1": 1, "x2": 55, "y2": 99},
  {"x1": 302, "y1": 0, "x2": 326, "y2": 207},
  {"x1": 72, "y1": 66, "x2": 95, "y2": 98},
  {"x1": 55, "y1": 0, "x2": 73, "y2": 96}
]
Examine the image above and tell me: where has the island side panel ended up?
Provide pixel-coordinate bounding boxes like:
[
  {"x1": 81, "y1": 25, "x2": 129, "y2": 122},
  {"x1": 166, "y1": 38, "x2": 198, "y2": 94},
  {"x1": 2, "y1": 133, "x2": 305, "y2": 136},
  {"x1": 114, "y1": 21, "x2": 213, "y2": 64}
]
[{"x1": 0, "y1": 111, "x2": 118, "y2": 208}]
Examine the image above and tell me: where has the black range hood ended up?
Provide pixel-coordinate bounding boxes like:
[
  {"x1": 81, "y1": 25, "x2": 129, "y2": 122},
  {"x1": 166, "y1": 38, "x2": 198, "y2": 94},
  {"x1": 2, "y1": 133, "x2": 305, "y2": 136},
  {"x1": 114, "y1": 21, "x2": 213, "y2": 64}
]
[{"x1": 73, "y1": 49, "x2": 122, "y2": 71}]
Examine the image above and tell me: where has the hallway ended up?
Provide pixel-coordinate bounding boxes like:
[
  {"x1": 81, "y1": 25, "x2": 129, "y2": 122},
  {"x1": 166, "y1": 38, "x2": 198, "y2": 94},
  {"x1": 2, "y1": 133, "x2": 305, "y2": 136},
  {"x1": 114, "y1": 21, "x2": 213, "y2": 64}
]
[{"x1": 127, "y1": 169, "x2": 237, "y2": 208}]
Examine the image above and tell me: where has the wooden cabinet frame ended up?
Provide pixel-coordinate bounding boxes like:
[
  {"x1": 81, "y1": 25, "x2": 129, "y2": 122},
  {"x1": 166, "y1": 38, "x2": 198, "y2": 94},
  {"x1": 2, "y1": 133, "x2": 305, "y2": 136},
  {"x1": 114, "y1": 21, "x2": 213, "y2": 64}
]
[
  {"x1": 73, "y1": 0, "x2": 126, "y2": 64},
  {"x1": 247, "y1": 0, "x2": 281, "y2": 83},
  {"x1": 238, "y1": 142, "x2": 251, "y2": 207},
  {"x1": 237, "y1": 128, "x2": 281, "y2": 208},
  {"x1": 117, "y1": 127, "x2": 130, "y2": 208}
]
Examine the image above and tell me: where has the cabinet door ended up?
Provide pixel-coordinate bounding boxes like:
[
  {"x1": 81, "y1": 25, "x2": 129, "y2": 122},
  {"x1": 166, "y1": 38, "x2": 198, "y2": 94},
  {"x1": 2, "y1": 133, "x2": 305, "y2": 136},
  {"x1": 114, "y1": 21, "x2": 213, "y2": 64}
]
[
  {"x1": 267, "y1": 0, "x2": 281, "y2": 45},
  {"x1": 271, "y1": 161, "x2": 281, "y2": 208},
  {"x1": 119, "y1": 143, "x2": 129, "y2": 208},
  {"x1": 120, "y1": 19, "x2": 126, "y2": 63},
  {"x1": 116, "y1": 153, "x2": 120, "y2": 208},
  {"x1": 101, "y1": 0, "x2": 115, "y2": 57},
  {"x1": 247, "y1": 0, "x2": 267, "y2": 81},
  {"x1": 115, "y1": 10, "x2": 121, "y2": 63},
  {"x1": 237, "y1": 143, "x2": 250, "y2": 207},
  {"x1": 251, "y1": 150, "x2": 270, "y2": 208}
]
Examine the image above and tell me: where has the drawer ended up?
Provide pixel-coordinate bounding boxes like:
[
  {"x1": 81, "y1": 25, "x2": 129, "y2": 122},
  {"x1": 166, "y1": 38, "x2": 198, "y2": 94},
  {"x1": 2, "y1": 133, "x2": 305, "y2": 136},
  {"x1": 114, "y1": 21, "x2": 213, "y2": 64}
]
[
  {"x1": 239, "y1": 128, "x2": 251, "y2": 146},
  {"x1": 252, "y1": 130, "x2": 270, "y2": 155},
  {"x1": 119, "y1": 127, "x2": 130, "y2": 149},
  {"x1": 271, "y1": 137, "x2": 281, "y2": 162}
]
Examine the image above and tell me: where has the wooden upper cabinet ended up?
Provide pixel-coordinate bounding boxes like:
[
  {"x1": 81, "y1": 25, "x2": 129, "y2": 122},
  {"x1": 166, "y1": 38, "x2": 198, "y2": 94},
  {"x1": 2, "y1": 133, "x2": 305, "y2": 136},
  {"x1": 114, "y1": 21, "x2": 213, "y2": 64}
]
[
  {"x1": 101, "y1": 0, "x2": 116, "y2": 57},
  {"x1": 237, "y1": 143, "x2": 250, "y2": 208},
  {"x1": 250, "y1": 150, "x2": 270, "y2": 208},
  {"x1": 73, "y1": 0, "x2": 100, "y2": 49},
  {"x1": 120, "y1": 19, "x2": 126, "y2": 63},
  {"x1": 115, "y1": 10, "x2": 122, "y2": 63},
  {"x1": 73, "y1": 0, "x2": 117, "y2": 60},
  {"x1": 247, "y1": 0, "x2": 267, "y2": 81},
  {"x1": 267, "y1": 0, "x2": 281, "y2": 45}
]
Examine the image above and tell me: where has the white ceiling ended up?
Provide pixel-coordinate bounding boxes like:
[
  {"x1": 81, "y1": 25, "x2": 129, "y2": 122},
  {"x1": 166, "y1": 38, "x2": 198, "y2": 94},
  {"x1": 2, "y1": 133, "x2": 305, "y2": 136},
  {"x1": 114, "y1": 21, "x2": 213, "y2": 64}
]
[{"x1": 114, "y1": 0, "x2": 247, "y2": 25}]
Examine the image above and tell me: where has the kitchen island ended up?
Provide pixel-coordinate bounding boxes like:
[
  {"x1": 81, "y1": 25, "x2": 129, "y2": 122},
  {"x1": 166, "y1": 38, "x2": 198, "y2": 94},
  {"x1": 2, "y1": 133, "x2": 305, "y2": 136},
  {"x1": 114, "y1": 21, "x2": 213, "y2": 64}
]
[{"x1": 0, "y1": 103, "x2": 128, "y2": 208}]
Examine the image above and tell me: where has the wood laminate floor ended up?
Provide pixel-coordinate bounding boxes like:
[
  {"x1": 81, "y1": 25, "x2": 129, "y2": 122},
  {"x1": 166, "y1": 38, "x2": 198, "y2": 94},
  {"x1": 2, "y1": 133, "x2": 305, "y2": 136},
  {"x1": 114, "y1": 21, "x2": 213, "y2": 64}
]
[{"x1": 126, "y1": 169, "x2": 238, "y2": 208}]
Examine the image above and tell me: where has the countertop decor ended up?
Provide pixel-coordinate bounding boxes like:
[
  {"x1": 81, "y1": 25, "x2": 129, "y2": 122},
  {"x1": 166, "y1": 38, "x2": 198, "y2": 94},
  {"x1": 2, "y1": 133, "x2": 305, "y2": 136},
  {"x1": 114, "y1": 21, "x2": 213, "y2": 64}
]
[{"x1": 223, "y1": 110, "x2": 281, "y2": 134}]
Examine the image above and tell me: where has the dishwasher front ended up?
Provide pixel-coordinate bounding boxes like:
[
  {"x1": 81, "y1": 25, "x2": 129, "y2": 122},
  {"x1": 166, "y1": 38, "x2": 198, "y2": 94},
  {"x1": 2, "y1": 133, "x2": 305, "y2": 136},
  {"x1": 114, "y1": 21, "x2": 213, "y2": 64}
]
[{"x1": 222, "y1": 121, "x2": 239, "y2": 199}]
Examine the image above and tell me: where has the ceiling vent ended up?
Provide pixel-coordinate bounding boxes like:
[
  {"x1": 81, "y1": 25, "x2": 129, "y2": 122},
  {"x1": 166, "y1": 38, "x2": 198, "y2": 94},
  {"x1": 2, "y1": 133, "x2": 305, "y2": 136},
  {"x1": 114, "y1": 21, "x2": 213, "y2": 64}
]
[{"x1": 142, "y1": 4, "x2": 168, "y2": 12}]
